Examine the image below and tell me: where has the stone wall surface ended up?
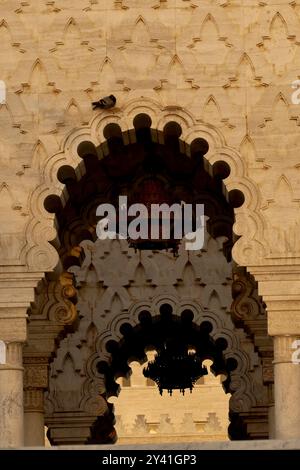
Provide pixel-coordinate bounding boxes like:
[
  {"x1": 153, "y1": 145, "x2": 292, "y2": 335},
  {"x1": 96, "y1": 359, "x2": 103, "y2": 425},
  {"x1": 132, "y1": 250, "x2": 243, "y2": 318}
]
[
  {"x1": 1, "y1": 0, "x2": 300, "y2": 447},
  {"x1": 44, "y1": 234, "x2": 269, "y2": 444},
  {"x1": 0, "y1": 0, "x2": 299, "y2": 273}
]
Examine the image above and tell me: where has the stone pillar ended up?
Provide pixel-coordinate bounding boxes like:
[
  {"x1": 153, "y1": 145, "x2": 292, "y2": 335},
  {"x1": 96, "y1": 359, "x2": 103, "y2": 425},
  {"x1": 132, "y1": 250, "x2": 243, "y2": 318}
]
[
  {"x1": 273, "y1": 335, "x2": 300, "y2": 439},
  {"x1": 24, "y1": 272, "x2": 78, "y2": 446},
  {"x1": 24, "y1": 390, "x2": 45, "y2": 446},
  {"x1": 0, "y1": 342, "x2": 24, "y2": 447},
  {"x1": 251, "y1": 267, "x2": 300, "y2": 440},
  {"x1": 0, "y1": 277, "x2": 40, "y2": 447},
  {"x1": 24, "y1": 360, "x2": 48, "y2": 446}
]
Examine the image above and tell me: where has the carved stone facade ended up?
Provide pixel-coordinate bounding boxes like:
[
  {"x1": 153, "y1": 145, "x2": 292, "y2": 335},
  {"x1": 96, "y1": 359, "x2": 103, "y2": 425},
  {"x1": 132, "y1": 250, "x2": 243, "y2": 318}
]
[
  {"x1": 0, "y1": 0, "x2": 300, "y2": 447},
  {"x1": 44, "y1": 234, "x2": 269, "y2": 443}
]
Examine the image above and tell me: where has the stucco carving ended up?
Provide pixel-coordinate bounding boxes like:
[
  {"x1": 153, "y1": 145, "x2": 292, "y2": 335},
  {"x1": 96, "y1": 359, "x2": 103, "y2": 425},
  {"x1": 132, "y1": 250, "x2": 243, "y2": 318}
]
[
  {"x1": 0, "y1": 0, "x2": 298, "y2": 274},
  {"x1": 23, "y1": 99, "x2": 265, "y2": 275},
  {"x1": 24, "y1": 272, "x2": 78, "y2": 415},
  {"x1": 45, "y1": 233, "x2": 269, "y2": 443}
]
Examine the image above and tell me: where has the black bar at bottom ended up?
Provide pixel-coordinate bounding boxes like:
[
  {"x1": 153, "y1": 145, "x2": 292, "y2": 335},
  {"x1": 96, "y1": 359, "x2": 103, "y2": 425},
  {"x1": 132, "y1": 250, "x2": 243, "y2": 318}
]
[{"x1": 0, "y1": 449, "x2": 298, "y2": 468}]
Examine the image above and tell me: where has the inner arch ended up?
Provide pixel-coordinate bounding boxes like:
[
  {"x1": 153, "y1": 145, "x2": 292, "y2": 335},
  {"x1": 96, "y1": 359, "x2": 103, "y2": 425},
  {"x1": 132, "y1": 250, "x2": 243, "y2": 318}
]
[{"x1": 43, "y1": 114, "x2": 245, "y2": 270}]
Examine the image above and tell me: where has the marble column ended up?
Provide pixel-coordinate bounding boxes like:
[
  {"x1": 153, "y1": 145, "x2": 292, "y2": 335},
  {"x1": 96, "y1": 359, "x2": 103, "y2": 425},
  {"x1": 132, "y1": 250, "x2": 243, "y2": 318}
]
[
  {"x1": 250, "y1": 268, "x2": 300, "y2": 440},
  {"x1": 273, "y1": 335, "x2": 300, "y2": 439},
  {"x1": 0, "y1": 342, "x2": 24, "y2": 447},
  {"x1": 0, "y1": 278, "x2": 40, "y2": 447}
]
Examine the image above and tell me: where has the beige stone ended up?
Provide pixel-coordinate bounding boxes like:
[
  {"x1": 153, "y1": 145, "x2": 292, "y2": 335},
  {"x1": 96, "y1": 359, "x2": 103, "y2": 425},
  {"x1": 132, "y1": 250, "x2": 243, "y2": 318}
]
[
  {"x1": 0, "y1": 0, "x2": 300, "y2": 447},
  {"x1": 0, "y1": 343, "x2": 24, "y2": 447},
  {"x1": 109, "y1": 358, "x2": 229, "y2": 444}
]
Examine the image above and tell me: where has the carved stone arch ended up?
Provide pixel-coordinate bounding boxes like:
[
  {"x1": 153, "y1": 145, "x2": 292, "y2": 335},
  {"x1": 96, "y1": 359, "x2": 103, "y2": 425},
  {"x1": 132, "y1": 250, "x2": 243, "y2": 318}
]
[
  {"x1": 126, "y1": 254, "x2": 160, "y2": 286},
  {"x1": 80, "y1": 294, "x2": 267, "y2": 441},
  {"x1": 43, "y1": 229, "x2": 271, "y2": 444},
  {"x1": 23, "y1": 98, "x2": 265, "y2": 274}
]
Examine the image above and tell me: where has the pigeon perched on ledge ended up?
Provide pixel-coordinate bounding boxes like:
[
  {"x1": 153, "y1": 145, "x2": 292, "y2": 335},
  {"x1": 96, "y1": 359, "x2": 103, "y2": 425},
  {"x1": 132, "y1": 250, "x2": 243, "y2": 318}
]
[{"x1": 92, "y1": 94, "x2": 116, "y2": 110}]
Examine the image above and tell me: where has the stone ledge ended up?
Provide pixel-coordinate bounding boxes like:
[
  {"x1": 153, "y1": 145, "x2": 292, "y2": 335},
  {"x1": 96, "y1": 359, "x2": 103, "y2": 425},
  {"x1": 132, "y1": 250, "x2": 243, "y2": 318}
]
[{"x1": 15, "y1": 440, "x2": 300, "y2": 450}]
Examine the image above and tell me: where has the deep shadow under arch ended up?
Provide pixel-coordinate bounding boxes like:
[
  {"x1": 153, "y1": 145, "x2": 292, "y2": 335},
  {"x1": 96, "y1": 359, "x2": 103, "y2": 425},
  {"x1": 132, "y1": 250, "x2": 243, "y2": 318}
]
[
  {"x1": 89, "y1": 301, "x2": 255, "y2": 443},
  {"x1": 43, "y1": 115, "x2": 244, "y2": 270}
]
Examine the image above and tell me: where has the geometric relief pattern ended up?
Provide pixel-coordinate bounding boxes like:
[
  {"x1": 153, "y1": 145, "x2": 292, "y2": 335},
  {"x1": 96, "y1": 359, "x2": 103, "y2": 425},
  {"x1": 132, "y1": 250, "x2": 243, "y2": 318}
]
[
  {"x1": 45, "y1": 229, "x2": 269, "y2": 443},
  {"x1": 2, "y1": 0, "x2": 300, "y2": 269},
  {"x1": 0, "y1": 0, "x2": 299, "y2": 447}
]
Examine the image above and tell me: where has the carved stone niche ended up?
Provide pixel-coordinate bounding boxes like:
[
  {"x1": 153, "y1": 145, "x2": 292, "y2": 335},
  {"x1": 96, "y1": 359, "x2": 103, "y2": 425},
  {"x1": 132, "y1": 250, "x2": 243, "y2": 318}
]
[{"x1": 24, "y1": 272, "x2": 78, "y2": 415}]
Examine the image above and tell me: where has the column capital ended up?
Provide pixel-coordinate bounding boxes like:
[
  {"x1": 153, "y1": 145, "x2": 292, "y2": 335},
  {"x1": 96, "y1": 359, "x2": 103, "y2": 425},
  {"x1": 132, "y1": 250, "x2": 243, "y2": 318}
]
[
  {"x1": 247, "y1": 265, "x2": 300, "y2": 336},
  {"x1": 0, "y1": 273, "x2": 41, "y2": 343},
  {"x1": 0, "y1": 272, "x2": 41, "y2": 308},
  {"x1": 248, "y1": 265, "x2": 300, "y2": 298},
  {"x1": 0, "y1": 308, "x2": 27, "y2": 343}
]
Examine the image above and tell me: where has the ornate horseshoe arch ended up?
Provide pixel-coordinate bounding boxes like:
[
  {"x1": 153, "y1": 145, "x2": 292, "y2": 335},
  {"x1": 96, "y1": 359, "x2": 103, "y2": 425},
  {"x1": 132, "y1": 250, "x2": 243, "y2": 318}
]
[
  {"x1": 22, "y1": 97, "x2": 266, "y2": 275},
  {"x1": 43, "y1": 230, "x2": 270, "y2": 444},
  {"x1": 83, "y1": 294, "x2": 266, "y2": 419}
]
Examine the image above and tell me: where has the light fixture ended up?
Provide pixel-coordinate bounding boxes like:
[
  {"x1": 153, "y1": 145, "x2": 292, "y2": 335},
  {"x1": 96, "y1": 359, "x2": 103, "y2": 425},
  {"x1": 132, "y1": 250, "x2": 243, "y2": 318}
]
[{"x1": 143, "y1": 342, "x2": 208, "y2": 396}]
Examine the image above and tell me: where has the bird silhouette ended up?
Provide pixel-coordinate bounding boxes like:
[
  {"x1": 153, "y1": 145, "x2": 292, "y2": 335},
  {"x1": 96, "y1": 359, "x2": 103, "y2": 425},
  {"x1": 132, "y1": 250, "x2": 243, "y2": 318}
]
[{"x1": 92, "y1": 94, "x2": 116, "y2": 110}]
